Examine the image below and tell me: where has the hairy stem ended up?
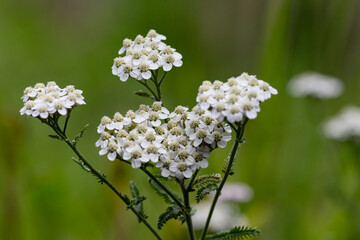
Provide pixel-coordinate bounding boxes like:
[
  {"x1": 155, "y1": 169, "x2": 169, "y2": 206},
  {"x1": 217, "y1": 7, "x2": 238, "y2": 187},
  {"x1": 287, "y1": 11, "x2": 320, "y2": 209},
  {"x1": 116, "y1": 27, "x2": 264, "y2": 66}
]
[
  {"x1": 200, "y1": 119, "x2": 248, "y2": 240},
  {"x1": 47, "y1": 120, "x2": 162, "y2": 240}
]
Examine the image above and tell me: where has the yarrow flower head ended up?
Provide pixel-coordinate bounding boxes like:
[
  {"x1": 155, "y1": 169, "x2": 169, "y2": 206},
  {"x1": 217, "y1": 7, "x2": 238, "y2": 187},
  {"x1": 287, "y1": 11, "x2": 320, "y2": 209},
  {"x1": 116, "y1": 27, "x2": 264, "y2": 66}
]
[
  {"x1": 322, "y1": 106, "x2": 360, "y2": 142},
  {"x1": 112, "y1": 29, "x2": 183, "y2": 82},
  {"x1": 195, "y1": 73, "x2": 277, "y2": 123},
  {"x1": 287, "y1": 72, "x2": 344, "y2": 99},
  {"x1": 95, "y1": 102, "x2": 232, "y2": 179},
  {"x1": 20, "y1": 82, "x2": 85, "y2": 119}
]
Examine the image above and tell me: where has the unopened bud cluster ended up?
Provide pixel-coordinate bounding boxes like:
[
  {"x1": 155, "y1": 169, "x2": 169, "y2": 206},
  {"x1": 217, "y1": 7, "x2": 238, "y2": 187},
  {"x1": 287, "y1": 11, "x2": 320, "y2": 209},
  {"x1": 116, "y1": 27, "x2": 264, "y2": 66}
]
[
  {"x1": 20, "y1": 82, "x2": 85, "y2": 119},
  {"x1": 196, "y1": 73, "x2": 278, "y2": 123},
  {"x1": 96, "y1": 102, "x2": 232, "y2": 179},
  {"x1": 112, "y1": 29, "x2": 183, "y2": 82}
]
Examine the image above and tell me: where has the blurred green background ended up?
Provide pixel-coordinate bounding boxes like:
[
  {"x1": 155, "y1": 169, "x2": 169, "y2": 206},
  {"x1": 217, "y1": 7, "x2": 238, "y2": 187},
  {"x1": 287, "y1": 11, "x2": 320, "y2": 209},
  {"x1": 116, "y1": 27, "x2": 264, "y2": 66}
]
[{"x1": 1, "y1": 0, "x2": 360, "y2": 239}]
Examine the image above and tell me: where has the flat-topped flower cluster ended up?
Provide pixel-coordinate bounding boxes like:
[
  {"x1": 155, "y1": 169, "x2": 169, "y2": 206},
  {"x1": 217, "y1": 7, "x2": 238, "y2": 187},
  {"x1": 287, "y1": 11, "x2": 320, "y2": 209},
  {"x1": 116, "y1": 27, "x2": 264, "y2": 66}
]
[
  {"x1": 196, "y1": 73, "x2": 278, "y2": 123},
  {"x1": 20, "y1": 82, "x2": 85, "y2": 119},
  {"x1": 96, "y1": 102, "x2": 232, "y2": 179},
  {"x1": 112, "y1": 29, "x2": 183, "y2": 82}
]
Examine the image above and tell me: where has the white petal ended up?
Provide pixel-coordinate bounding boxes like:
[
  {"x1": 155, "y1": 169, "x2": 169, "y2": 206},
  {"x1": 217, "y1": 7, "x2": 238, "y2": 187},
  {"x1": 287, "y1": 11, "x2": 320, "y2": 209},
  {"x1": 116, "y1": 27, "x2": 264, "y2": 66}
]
[
  {"x1": 108, "y1": 152, "x2": 117, "y2": 161},
  {"x1": 142, "y1": 71, "x2": 151, "y2": 79},
  {"x1": 99, "y1": 148, "x2": 107, "y2": 155},
  {"x1": 183, "y1": 169, "x2": 193, "y2": 178},
  {"x1": 173, "y1": 59, "x2": 183, "y2": 67},
  {"x1": 120, "y1": 72, "x2": 129, "y2": 81},
  {"x1": 193, "y1": 138, "x2": 202, "y2": 147},
  {"x1": 163, "y1": 63, "x2": 172, "y2": 72}
]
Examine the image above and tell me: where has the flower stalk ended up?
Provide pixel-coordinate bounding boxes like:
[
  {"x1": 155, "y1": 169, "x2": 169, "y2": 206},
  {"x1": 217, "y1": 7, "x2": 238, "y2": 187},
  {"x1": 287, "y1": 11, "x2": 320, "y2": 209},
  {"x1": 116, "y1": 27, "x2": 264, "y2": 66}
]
[{"x1": 200, "y1": 118, "x2": 248, "y2": 240}]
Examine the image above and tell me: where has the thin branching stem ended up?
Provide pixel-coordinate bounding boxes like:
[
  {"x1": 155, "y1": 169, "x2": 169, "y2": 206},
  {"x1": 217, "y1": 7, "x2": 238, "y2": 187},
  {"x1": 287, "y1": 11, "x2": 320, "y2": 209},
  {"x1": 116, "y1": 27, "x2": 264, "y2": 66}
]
[
  {"x1": 46, "y1": 119, "x2": 162, "y2": 240},
  {"x1": 186, "y1": 169, "x2": 200, "y2": 192},
  {"x1": 63, "y1": 112, "x2": 71, "y2": 134},
  {"x1": 137, "y1": 80, "x2": 159, "y2": 101},
  {"x1": 180, "y1": 180, "x2": 196, "y2": 240},
  {"x1": 200, "y1": 118, "x2": 248, "y2": 240},
  {"x1": 159, "y1": 71, "x2": 167, "y2": 85}
]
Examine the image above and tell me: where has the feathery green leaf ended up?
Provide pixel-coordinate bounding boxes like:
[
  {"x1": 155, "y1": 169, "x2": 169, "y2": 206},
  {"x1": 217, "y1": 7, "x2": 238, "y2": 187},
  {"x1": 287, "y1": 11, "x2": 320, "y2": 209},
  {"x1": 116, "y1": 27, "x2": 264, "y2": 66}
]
[
  {"x1": 205, "y1": 226, "x2": 260, "y2": 240},
  {"x1": 129, "y1": 181, "x2": 148, "y2": 222},
  {"x1": 148, "y1": 179, "x2": 182, "y2": 204},
  {"x1": 74, "y1": 123, "x2": 89, "y2": 146},
  {"x1": 157, "y1": 205, "x2": 183, "y2": 229},
  {"x1": 193, "y1": 174, "x2": 222, "y2": 189},
  {"x1": 196, "y1": 183, "x2": 218, "y2": 203}
]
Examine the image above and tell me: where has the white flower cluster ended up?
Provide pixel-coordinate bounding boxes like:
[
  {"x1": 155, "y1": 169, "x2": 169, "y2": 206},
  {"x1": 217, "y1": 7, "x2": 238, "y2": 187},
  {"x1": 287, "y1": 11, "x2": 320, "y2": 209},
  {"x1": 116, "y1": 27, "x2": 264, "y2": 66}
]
[
  {"x1": 95, "y1": 102, "x2": 232, "y2": 179},
  {"x1": 112, "y1": 29, "x2": 183, "y2": 82},
  {"x1": 196, "y1": 73, "x2": 278, "y2": 123},
  {"x1": 323, "y1": 106, "x2": 360, "y2": 142},
  {"x1": 287, "y1": 72, "x2": 344, "y2": 99},
  {"x1": 20, "y1": 82, "x2": 85, "y2": 119}
]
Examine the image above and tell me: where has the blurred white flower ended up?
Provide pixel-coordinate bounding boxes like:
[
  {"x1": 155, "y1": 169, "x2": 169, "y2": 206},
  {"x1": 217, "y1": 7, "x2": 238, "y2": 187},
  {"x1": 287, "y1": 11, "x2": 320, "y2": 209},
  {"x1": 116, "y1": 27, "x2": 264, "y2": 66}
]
[
  {"x1": 217, "y1": 183, "x2": 254, "y2": 203},
  {"x1": 192, "y1": 201, "x2": 249, "y2": 232},
  {"x1": 323, "y1": 106, "x2": 360, "y2": 142},
  {"x1": 287, "y1": 72, "x2": 344, "y2": 99}
]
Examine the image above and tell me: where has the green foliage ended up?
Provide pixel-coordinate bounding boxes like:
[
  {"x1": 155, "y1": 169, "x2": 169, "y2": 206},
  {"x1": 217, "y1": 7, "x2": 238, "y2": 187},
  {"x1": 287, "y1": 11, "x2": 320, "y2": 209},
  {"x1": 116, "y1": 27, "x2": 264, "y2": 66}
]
[
  {"x1": 74, "y1": 124, "x2": 89, "y2": 146},
  {"x1": 129, "y1": 181, "x2": 148, "y2": 222},
  {"x1": 72, "y1": 157, "x2": 107, "y2": 184},
  {"x1": 205, "y1": 226, "x2": 261, "y2": 240},
  {"x1": 72, "y1": 157, "x2": 91, "y2": 172},
  {"x1": 193, "y1": 174, "x2": 222, "y2": 189},
  {"x1": 196, "y1": 183, "x2": 218, "y2": 203},
  {"x1": 222, "y1": 150, "x2": 237, "y2": 176},
  {"x1": 134, "y1": 90, "x2": 155, "y2": 99},
  {"x1": 157, "y1": 205, "x2": 183, "y2": 229},
  {"x1": 48, "y1": 134, "x2": 64, "y2": 141},
  {"x1": 148, "y1": 179, "x2": 182, "y2": 205}
]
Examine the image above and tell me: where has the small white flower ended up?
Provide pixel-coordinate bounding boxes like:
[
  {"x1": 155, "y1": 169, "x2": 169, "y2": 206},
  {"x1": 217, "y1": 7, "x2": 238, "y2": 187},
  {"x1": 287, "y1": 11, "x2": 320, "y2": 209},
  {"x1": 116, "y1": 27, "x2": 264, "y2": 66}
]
[
  {"x1": 123, "y1": 145, "x2": 147, "y2": 168},
  {"x1": 160, "y1": 52, "x2": 183, "y2": 72},
  {"x1": 118, "y1": 38, "x2": 133, "y2": 55},
  {"x1": 146, "y1": 29, "x2": 166, "y2": 42},
  {"x1": 169, "y1": 161, "x2": 193, "y2": 179},
  {"x1": 99, "y1": 140, "x2": 119, "y2": 161}
]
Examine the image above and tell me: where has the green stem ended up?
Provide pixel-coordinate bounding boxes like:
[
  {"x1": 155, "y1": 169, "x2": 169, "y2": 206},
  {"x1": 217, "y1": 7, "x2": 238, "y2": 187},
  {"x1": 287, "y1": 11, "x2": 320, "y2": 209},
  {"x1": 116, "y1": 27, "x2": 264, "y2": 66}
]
[
  {"x1": 200, "y1": 119, "x2": 248, "y2": 240},
  {"x1": 159, "y1": 71, "x2": 167, "y2": 85},
  {"x1": 47, "y1": 120, "x2": 162, "y2": 240},
  {"x1": 180, "y1": 180, "x2": 196, "y2": 240},
  {"x1": 186, "y1": 169, "x2": 199, "y2": 192},
  {"x1": 137, "y1": 80, "x2": 160, "y2": 101},
  {"x1": 63, "y1": 112, "x2": 71, "y2": 134}
]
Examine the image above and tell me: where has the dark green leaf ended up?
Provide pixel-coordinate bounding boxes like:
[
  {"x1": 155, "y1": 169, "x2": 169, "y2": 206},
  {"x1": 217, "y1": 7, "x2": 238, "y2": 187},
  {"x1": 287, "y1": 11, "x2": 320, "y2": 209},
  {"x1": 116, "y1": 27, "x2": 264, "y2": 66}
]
[
  {"x1": 157, "y1": 205, "x2": 183, "y2": 229},
  {"x1": 48, "y1": 134, "x2": 63, "y2": 141},
  {"x1": 128, "y1": 181, "x2": 148, "y2": 222},
  {"x1": 196, "y1": 183, "x2": 218, "y2": 203},
  {"x1": 148, "y1": 179, "x2": 182, "y2": 205},
  {"x1": 193, "y1": 174, "x2": 222, "y2": 189},
  {"x1": 134, "y1": 90, "x2": 155, "y2": 99},
  {"x1": 205, "y1": 226, "x2": 261, "y2": 240},
  {"x1": 74, "y1": 123, "x2": 89, "y2": 145}
]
